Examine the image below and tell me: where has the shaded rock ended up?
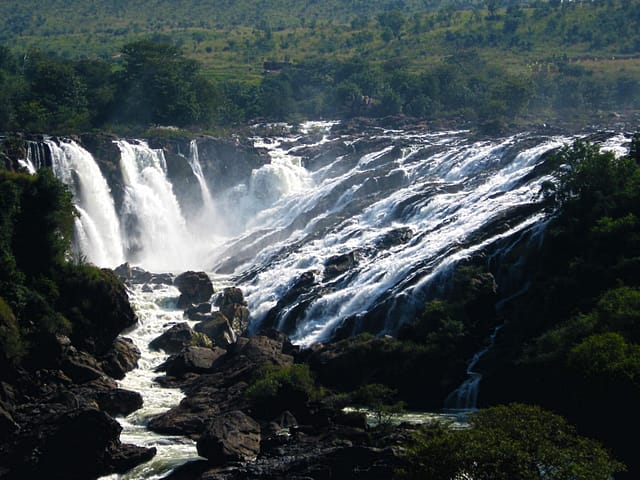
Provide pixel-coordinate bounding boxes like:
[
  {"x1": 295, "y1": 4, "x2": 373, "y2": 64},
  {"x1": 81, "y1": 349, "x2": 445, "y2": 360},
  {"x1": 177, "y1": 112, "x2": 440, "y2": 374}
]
[
  {"x1": 324, "y1": 252, "x2": 359, "y2": 280},
  {"x1": 162, "y1": 347, "x2": 227, "y2": 377},
  {"x1": 220, "y1": 304, "x2": 250, "y2": 335},
  {"x1": 61, "y1": 349, "x2": 105, "y2": 383},
  {"x1": 215, "y1": 287, "x2": 247, "y2": 309},
  {"x1": 4, "y1": 406, "x2": 149, "y2": 479},
  {"x1": 261, "y1": 271, "x2": 319, "y2": 334},
  {"x1": 96, "y1": 388, "x2": 143, "y2": 417},
  {"x1": 150, "y1": 323, "x2": 197, "y2": 354},
  {"x1": 0, "y1": 406, "x2": 18, "y2": 441},
  {"x1": 100, "y1": 337, "x2": 141, "y2": 380},
  {"x1": 175, "y1": 271, "x2": 214, "y2": 308},
  {"x1": 185, "y1": 302, "x2": 212, "y2": 319},
  {"x1": 194, "y1": 313, "x2": 236, "y2": 348},
  {"x1": 234, "y1": 335, "x2": 294, "y2": 368},
  {"x1": 196, "y1": 410, "x2": 261, "y2": 465},
  {"x1": 107, "y1": 443, "x2": 157, "y2": 474},
  {"x1": 375, "y1": 227, "x2": 414, "y2": 250}
]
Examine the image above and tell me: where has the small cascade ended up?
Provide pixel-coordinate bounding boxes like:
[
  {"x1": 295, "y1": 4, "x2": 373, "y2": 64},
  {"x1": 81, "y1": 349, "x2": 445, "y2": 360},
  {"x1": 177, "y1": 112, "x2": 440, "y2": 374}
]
[
  {"x1": 444, "y1": 325, "x2": 502, "y2": 412},
  {"x1": 116, "y1": 140, "x2": 195, "y2": 272},
  {"x1": 99, "y1": 283, "x2": 201, "y2": 480},
  {"x1": 186, "y1": 139, "x2": 215, "y2": 214},
  {"x1": 47, "y1": 139, "x2": 125, "y2": 267},
  {"x1": 26, "y1": 140, "x2": 49, "y2": 170}
]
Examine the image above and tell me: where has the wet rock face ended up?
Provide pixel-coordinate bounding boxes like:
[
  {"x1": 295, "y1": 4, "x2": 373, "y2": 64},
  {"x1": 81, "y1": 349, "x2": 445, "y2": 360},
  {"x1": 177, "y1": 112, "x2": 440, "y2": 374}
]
[
  {"x1": 175, "y1": 271, "x2": 214, "y2": 308},
  {"x1": 196, "y1": 410, "x2": 261, "y2": 465}
]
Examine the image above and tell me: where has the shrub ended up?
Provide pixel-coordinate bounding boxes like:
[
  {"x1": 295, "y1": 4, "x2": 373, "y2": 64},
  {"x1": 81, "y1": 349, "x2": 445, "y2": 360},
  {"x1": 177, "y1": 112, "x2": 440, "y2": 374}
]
[{"x1": 400, "y1": 403, "x2": 625, "y2": 480}]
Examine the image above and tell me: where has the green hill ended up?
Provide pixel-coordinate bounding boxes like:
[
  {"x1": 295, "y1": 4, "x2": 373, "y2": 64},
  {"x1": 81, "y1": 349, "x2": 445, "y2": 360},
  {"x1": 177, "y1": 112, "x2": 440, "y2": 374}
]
[{"x1": 1, "y1": 0, "x2": 639, "y2": 132}]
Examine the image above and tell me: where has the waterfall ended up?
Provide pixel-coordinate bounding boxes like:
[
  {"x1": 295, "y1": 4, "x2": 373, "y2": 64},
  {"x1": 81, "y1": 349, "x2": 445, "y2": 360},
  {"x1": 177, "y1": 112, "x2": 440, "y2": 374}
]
[
  {"x1": 47, "y1": 139, "x2": 125, "y2": 267},
  {"x1": 444, "y1": 325, "x2": 502, "y2": 412},
  {"x1": 116, "y1": 140, "x2": 196, "y2": 272},
  {"x1": 186, "y1": 139, "x2": 214, "y2": 214}
]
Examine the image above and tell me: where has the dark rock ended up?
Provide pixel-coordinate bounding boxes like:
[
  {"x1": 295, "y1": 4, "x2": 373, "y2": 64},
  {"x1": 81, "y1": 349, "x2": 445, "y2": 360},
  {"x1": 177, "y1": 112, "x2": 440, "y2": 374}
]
[
  {"x1": 235, "y1": 335, "x2": 294, "y2": 368},
  {"x1": 185, "y1": 302, "x2": 212, "y2": 319},
  {"x1": 150, "y1": 273, "x2": 174, "y2": 285},
  {"x1": 175, "y1": 271, "x2": 214, "y2": 308},
  {"x1": 375, "y1": 227, "x2": 414, "y2": 250},
  {"x1": 162, "y1": 347, "x2": 227, "y2": 377},
  {"x1": 100, "y1": 337, "x2": 141, "y2": 380},
  {"x1": 57, "y1": 267, "x2": 137, "y2": 356},
  {"x1": 107, "y1": 443, "x2": 157, "y2": 473},
  {"x1": 333, "y1": 410, "x2": 368, "y2": 430},
  {"x1": 220, "y1": 304, "x2": 250, "y2": 335},
  {"x1": 324, "y1": 252, "x2": 359, "y2": 280},
  {"x1": 150, "y1": 323, "x2": 198, "y2": 354},
  {"x1": 5, "y1": 407, "x2": 134, "y2": 479},
  {"x1": 196, "y1": 410, "x2": 261, "y2": 465},
  {"x1": 96, "y1": 388, "x2": 143, "y2": 417},
  {"x1": 113, "y1": 262, "x2": 133, "y2": 281},
  {"x1": 262, "y1": 271, "x2": 319, "y2": 334},
  {"x1": 0, "y1": 405, "x2": 18, "y2": 441},
  {"x1": 194, "y1": 313, "x2": 236, "y2": 348},
  {"x1": 61, "y1": 349, "x2": 106, "y2": 383},
  {"x1": 215, "y1": 287, "x2": 247, "y2": 309}
]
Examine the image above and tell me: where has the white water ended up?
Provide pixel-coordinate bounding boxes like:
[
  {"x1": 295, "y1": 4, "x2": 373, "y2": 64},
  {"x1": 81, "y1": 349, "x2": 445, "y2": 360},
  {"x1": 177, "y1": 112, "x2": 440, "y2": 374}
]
[
  {"x1": 100, "y1": 284, "x2": 201, "y2": 480},
  {"x1": 224, "y1": 131, "x2": 570, "y2": 346},
  {"x1": 47, "y1": 139, "x2": 125, "y2": 266},
  {"x1": 116, "y1": 140, "x2": 200, "y2": 272}
]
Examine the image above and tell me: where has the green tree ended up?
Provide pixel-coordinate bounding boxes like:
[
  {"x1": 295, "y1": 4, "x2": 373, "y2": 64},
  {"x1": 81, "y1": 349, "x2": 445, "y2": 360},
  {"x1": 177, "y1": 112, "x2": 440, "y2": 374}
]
[
  {"x1": 116, "y1": 40, "x2": 206, "y2": 126},
  {"x1": 401, "y1": 404, "x2": 625, "y2": 480}
]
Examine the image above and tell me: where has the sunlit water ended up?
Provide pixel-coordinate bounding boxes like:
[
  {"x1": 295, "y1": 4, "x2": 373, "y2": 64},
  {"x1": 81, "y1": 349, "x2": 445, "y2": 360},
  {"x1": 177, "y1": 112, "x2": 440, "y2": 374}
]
[{"x1": 100, "y1": 283, "x2": 202, "y2": 480}]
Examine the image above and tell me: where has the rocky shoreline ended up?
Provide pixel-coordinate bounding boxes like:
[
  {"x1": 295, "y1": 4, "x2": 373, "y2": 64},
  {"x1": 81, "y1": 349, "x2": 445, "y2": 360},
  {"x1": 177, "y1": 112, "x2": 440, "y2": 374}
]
[{"x1": 0, "y1": 274, "x2": 155, "y2": 479}]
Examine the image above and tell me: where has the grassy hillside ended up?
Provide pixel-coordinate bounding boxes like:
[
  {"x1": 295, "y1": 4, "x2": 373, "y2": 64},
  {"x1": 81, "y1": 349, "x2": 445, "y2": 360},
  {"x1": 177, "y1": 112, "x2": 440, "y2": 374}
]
[
  {"x1": 1, "y1": 0, "x2": 639, "y2": 133},
  {"x1": 2, "y1": 1, "x2": 639, "y2": 84}
]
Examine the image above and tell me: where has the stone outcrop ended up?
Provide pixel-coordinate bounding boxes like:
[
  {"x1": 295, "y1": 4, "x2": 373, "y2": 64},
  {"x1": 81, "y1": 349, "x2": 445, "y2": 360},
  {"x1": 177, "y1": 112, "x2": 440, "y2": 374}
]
[
  {"x1": 175, "y1": 271, "x2": 214, "y2": 308},
  {"x1": 196, "y1": 410, "x2": 261, "y2": 465},
  {"x1": 194, "y1": 313, "x2": 236, "y2": 348},
  {"x1": 215, "y1": 287, "x2": 250, "y2": 335},
  {"x1": 161, "y1": 346, "x2": 227, "y2": 378},
  {"x1": 150, "y1": 323, "x2": 199, "y2": 354}
]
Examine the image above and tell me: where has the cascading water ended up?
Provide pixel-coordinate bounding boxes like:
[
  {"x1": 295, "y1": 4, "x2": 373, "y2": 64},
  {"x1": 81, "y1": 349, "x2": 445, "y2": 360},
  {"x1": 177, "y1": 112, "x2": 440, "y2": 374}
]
[
  {"x1": 116, "y1": 140, "x2": 197, "y2": 272},
  {"x1": 99, "y1": 283, "x2": 201, "y2": 480},
  {"x1": 186, "y1": 139, "x2": 214, "y2": 214},
  {"x1": 42, "y1": 123, "x2": 630, "y2": 477},
  {"x1": 47, "y1": 139, "x2": 124, "y2": 266},
  {"x1": 219, "y1": 130, "x2": 572, "y2": 346}
]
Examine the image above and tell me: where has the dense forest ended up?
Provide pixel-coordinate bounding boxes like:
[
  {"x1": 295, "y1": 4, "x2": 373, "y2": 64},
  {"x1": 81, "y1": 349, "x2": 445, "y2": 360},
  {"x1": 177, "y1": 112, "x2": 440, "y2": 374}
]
[{"x1": 0, "y1": 0, "x2": 639, "y2": 133}]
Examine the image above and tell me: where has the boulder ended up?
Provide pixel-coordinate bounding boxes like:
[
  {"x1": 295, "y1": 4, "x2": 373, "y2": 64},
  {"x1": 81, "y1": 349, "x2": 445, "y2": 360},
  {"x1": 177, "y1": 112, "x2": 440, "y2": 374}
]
[
  {"x1": 162, "y1": 346, "x2": 227, "y2": 377},
  {"x1": 215, "y1": 287, "x2": 247, "y2": 308},
  {"x1": 220, "y1": 304, "x2": 250, "y2": 335},
  {"x1": 61, "y1": 349, "x2": 106, "y2": 383},
  {"x1": 150, "y1": 323, "x2": 197, "y2": 354},
  {"x1": 214, "y1": 287, "x2": 250, "y2": 335},
  {"x1": 175, "y1": 271, "x2": 214, "y2": 308},
  {"x1": 185, "y1": 302, "x2": 212, "y2": 320},
  {"x1": 194, "y1": 313, "x2": 236, "y2": 348},
  {"x1": 107, "y1": 443, "x2": 157, "y2": 474},
  {"x1": 96, "y1": 388, "x2": 143, "y2": 417},
  {"x1": 0, "y1": 405, "x2": 18, "y2": 441},
  {"x1": 196, "y1": 410, "x2": 261, "y2": 465},
  {"x1": 100, "y1": 337, "x2": 141, "y2": 380}
]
